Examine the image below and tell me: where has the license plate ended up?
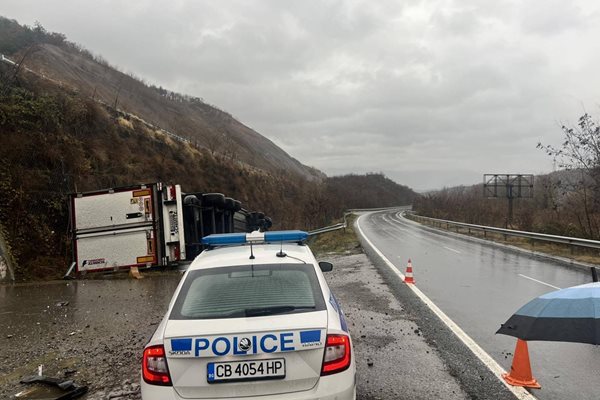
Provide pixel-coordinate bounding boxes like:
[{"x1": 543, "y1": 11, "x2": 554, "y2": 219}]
[{"x1": 207, "y1": 358, "x2": 286, "y2": 383}]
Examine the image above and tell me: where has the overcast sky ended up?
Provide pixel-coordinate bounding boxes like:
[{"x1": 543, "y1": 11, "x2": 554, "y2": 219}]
[{"x1": 3, "y1": 1, "x2": 600, "y2": 190}]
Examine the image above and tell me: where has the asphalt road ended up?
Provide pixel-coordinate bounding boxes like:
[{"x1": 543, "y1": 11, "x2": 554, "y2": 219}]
[
  {"x1": 0, "y1": 253, "x2": 472, "y2": 400},
  {"x1": 358, "y1": 210, "x2": 600, "y2": 400}
]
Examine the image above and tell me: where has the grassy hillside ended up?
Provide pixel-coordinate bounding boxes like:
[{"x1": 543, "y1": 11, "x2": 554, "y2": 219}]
[{"x1": 0, "y1": 16, "x2": 320, "y2": 180}]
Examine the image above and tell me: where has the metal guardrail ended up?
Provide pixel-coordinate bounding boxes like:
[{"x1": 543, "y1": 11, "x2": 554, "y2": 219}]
[
  {"x1": 347, "y1": 206, "x2": 411, "y2": 213},
  {"x1": 307, "y1": 206, "x2": 412, "y2": 237},
  {"x1": 407, "y1": 213, "x2": 600, "y2": 250},
  {"x1": 308, "y1": 223, "x2": 346, "y2": 236}
]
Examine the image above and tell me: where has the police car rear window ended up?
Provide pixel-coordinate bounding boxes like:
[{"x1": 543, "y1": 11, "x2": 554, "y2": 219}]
[{"x1": 170, "y1": 263, "x2": 326, "y2": 319}]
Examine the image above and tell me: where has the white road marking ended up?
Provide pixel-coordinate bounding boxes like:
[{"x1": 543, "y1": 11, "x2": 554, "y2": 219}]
[
  {"x1": 518, "y1": 274, "x2": 561, "y2": 290},
  {"x1": 443, "y1": 246, "x2": 461, "y2": 254},
  {"x1": 355, "y1": 213, "x2": 536, "y2": 400},
  {"x1": 382, "y1": 214, "x2": 436, "y2": 241}
]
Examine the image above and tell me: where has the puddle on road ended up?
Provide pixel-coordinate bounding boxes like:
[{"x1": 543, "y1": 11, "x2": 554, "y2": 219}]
[{"x1": 0, "y1": 272, "x2": 182, "y2": 332}]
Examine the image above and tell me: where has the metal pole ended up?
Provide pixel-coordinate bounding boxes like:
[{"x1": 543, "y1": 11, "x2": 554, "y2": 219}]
[
  {"x1": 507, "y1": 183, "x2": 514, "y2": 229},
  {"x1": 63, "y1": 262, "x2": 76, "y2": 279}
]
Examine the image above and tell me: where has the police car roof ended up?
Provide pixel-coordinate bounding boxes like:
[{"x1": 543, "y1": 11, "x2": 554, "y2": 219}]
[{"x1": 189, "y1": 243, "x2": 316, "y2": 271}]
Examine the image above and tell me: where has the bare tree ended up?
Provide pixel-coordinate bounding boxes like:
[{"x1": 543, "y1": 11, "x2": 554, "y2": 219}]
[{"x1": 538, "y1": 114, "x2": 600, "y2": 238}]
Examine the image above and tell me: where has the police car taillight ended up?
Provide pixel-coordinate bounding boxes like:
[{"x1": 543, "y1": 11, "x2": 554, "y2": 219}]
[
  {"x1": 142, "y1": 345, "x2": 172, "y2": 386},
  {"x1": 321, "y1": 334, "x2": 351, "y2": 375}
]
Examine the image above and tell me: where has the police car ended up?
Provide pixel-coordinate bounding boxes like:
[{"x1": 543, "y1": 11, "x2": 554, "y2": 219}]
[{"x1": 141, "y1": 230, "x2": 356, "y2": 399}]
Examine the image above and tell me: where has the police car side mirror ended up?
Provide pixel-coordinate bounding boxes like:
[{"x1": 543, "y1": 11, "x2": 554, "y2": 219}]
[{"x1": 319, "y1": 261, "x2": 333, "y2": 272}]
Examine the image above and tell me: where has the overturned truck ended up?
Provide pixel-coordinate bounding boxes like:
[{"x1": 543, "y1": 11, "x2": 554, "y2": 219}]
[{"x1": 69, "y1": 183, "x2": 271, "y2": 274}]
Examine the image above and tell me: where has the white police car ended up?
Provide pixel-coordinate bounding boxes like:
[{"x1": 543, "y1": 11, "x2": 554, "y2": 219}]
[{"x1": 141, "y1": 230, "x2": 356, "y2": 399}]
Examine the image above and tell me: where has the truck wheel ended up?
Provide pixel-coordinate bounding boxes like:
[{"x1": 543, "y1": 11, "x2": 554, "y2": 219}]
[
  {"x1": 203, "y1": 193, "x2": 225, "y2": 207},
  {"x1": 224, "y1": 197, "x2": 235, "y2": 210}
]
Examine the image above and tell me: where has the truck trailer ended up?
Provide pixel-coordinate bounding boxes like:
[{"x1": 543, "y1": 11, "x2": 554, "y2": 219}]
[{"x1": 69, "y1": 183, "x2": 270, "y2": 274}]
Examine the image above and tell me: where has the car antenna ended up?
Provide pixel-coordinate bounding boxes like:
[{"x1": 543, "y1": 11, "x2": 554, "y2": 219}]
[
  {"x1": 249, "y1": 242, "x2": 255, "y2": 260},
  {"x1": 276, "y1": 241, "x2": 287, "y2": 258}
]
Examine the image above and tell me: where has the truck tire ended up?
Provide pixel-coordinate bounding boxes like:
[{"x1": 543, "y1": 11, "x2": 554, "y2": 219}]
[
  {"x1": 224, "y1": 197, "x2": 235, "y2": 210},
  {"x1": 233, "y1": 200, "x2": 242, "y2": 212},
  {"x1": 263, "y1": 217, "x2": 273, "y2": 230},
  {"x1": 203, "y1": 193, "x2": 225, "y2": 207},
  {"x1": 183, "y1": 195, "x2": 201, "y2": 206}
]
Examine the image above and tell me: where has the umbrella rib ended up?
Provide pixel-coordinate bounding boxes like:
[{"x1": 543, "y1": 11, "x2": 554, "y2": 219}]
[{"x1": 524, "y1": 295, "x2": 562, "y2": 340}]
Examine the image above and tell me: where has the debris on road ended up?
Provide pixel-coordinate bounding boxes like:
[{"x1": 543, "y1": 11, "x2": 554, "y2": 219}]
[{"x1": 19, "y1": 373, "x2": 88, "y2": 399}]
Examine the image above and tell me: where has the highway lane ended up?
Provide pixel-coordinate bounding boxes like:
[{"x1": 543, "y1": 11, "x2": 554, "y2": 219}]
[{"x1": 358, "y1": 210, "x2": 600, "y2": 400}]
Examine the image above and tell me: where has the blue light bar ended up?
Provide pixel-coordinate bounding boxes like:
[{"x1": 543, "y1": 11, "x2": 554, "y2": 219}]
[
  {"x1": 202, "y1": 230, "x2": 308, "y2": 246},
  {"x1": 202, "y1": 232, "x2": 247, "y2": 245},
  {"x1": 264, "y1": 230, "x2": 308, "y2": 242}
]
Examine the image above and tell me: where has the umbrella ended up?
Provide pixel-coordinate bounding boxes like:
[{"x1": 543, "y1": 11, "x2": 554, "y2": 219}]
[{"x1": 497, "y1": 282, "x2": 600, "y2": 345}]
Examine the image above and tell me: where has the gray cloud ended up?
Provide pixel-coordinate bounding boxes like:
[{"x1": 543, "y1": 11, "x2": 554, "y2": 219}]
[{"x1": 3, "y1": 0, "x2": 600, "y2": 190}]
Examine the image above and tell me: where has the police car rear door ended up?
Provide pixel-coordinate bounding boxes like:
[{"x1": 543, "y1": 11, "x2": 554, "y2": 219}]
[{"x1": 164, "y1": 312, "x2": 328, "y2": 398}]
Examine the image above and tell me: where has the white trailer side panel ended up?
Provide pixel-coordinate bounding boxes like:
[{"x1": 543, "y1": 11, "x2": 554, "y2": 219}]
[
  {"x1": 73, "y1": 188, "x2": 154, "y2": 231},
  {"x1": 76, "y1": 227, "x2": 156, "y2": 272}
]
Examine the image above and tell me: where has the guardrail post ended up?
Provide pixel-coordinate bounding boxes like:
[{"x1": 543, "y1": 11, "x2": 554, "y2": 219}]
[{"x1": 570, "y1": 241, "x2": 574, "y2": 255}]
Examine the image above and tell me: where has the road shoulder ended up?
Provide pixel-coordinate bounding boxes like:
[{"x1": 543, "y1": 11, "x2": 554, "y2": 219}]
[
  {"x1": 323, "y1": 252, "x2": 469, "y2": 399},
  {"x1": 352, "y1": 222, "x2": 526, "y2": 400}
]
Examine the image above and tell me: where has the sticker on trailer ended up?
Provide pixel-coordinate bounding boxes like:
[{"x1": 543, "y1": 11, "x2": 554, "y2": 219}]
[
  {"x1": 82, "y1": 258, "x2": 107, "y2": 268},
  {"x1": 169, "y1": 211, "x2": 178, "y2": 235},
  {"x1": 168, "y1": 329, "x2": 325, "y2": 358},
  {"x1": 132, "y1": 189, "x2": 152, "y2": 197}
]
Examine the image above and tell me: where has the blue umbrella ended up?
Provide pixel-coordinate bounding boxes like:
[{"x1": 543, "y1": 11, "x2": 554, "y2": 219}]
[{"x1": 497, "y1": 282, "x2": 600, "y2": 344}]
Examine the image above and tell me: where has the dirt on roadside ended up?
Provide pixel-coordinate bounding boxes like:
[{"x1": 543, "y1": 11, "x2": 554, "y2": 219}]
[
  {"x1": 0, "y1": 272, "x2": 182, "y2": 400},
  {"x1": 1, "y1": 251, "x2": 469, "y2": 400},
  {"x1": 322, "y1": 252, "x2": 468, "y2": 400}
]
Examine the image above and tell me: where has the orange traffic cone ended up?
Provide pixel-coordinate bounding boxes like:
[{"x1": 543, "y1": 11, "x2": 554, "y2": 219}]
[
  {"x1": 404, "y1": 259, "x2": 415, "y2": 284},
  {"x1": 503, "y1": 339, "x2": 541, "y2": 389}
]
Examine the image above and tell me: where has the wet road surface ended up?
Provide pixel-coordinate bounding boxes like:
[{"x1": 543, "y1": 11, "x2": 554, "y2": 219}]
[
  {"x1": 0, "y1": 272, "x2": 183, "y2": 399},
  {"x1": 1, "y1": 253, "x2": 475, "y2": 399},
  {"x1": 358, "y1": 210, "x2": 600, "y2": 400}
]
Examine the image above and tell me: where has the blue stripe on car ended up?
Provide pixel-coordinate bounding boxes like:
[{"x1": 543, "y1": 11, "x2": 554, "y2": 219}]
[
  {"x1": 300, "y1": 329, "x2": 321, "y2": 343},
  {"x1": 330, "y1": 294, "x2": 348, "y2": 332},
  {"x1": 171, "y1": 338, "x2": 192, "y2": 351}
]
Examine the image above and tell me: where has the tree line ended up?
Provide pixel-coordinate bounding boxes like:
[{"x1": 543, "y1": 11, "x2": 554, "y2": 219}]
[{"x1": 415, "y1": 113, "x2": 600, "y2": 240}]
